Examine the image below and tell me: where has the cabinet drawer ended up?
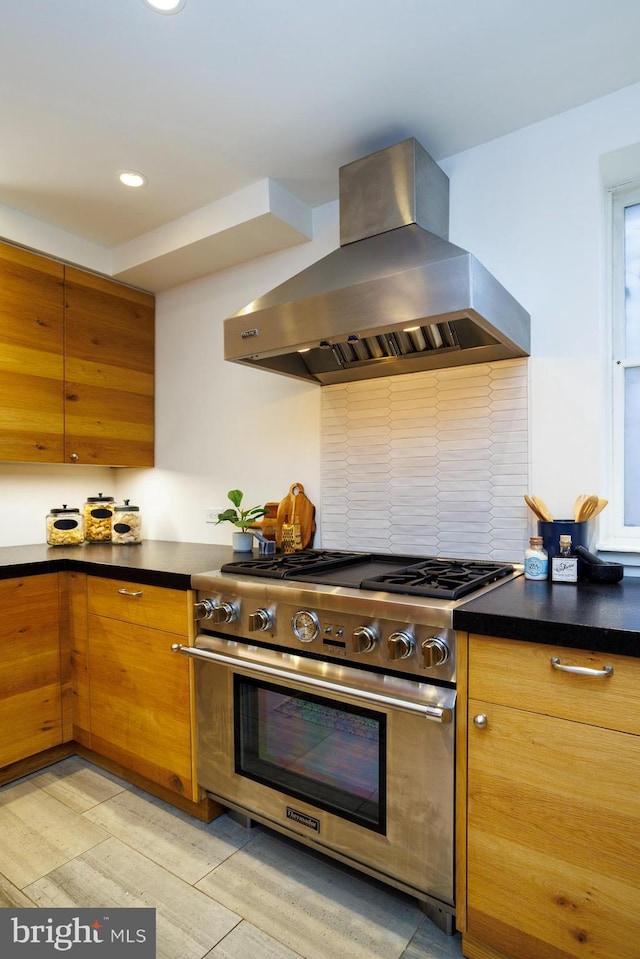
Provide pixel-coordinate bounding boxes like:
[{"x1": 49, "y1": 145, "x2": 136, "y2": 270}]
[
  {"x1": 87, "y1": 577, "x2": 191, "y2": 636},
  {"x1": 468, "y1": 634, "x2": 640, "y2": 735}
]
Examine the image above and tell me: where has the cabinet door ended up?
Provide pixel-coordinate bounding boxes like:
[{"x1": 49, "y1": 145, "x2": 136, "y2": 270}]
[
  {"x1": 59, "y1": 571, "x2": 91, "y2": 747},
  {"x1": 467, "y1": 699, "x2": 640, "y2": 959},
  {"x1": 88, "y1": 615, "x2": 196, "y2": 799},
  {"x1": 0, "y1": 575, "x2": 63, "y2": 766},
  {"x1": 0, "y1": 243, "x2": 64, "y2": 462},
  {"x1": 64, "y1": 267, "x2": 154, "y2": 466}
]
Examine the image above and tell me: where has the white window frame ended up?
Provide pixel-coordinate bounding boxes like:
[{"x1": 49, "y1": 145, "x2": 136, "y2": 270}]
[{"x1": 604, "y1": 181, "x2": 640, "y2": 554}]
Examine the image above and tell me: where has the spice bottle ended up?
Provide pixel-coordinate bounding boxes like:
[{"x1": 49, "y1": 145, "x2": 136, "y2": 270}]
[
  {"x1": 551, "y1": 534, "x2": 578, "y2": 583},
  {"x1": 83, "y1": 493, "x2": 115, "y2": 542},
  {"x1": 46, "y1": 504, "x2": 84, "y2": 546},
  {"x1": 524, "y1": 536, "x2": 548, "y2": 580},
  {"x1": 112, "y1": 499, "x2": 142, "y2": 545}
]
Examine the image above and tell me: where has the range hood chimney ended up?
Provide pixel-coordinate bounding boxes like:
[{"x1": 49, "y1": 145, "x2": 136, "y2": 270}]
[{"x1": 224, "y1": 137, "x2": 530, "y2": 384}]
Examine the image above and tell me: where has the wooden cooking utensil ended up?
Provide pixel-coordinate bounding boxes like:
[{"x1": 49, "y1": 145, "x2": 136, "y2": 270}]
[
  {"x1": 524, "y1": 495, "x2": 545, "y2": 521},
  {"x1": 576, "y1": 494, "x2": 599, "y2": 523},
  {"x1": 573, "y1": 494, "x2": 589, "y2": 521},
  {"x1": 590, "y1": 497, "x2": 609, "y2": 520},
  {"x1": 531, "y1": 495, "x2": 553, "y2": 522}
]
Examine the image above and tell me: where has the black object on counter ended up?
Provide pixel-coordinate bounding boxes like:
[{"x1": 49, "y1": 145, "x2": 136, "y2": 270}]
[{"x1": 575, "y1": 545, "x2": 624, "y2": 584}]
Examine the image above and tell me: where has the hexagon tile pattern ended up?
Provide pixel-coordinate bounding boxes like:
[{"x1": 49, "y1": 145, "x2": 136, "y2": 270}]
[{"x1": 321, "y1": 358, "x2": 528, "y2": 563}]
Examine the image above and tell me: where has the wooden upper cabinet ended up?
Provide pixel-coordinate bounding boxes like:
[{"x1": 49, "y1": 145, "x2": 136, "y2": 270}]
[
  {"x1": 64, "y1": 267, "x2": 155, "y2": 467},
  {"x1": 0, "y1": 241, "x2": 154, "y2": 467},
  {"x1": 0, "y1": 243, "x2": 65, "y2": 462}
]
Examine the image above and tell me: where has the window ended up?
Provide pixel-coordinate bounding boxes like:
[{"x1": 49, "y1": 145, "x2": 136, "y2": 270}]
[{"x1": 610, "y1": 184, "x2": 640, "y2": 549}]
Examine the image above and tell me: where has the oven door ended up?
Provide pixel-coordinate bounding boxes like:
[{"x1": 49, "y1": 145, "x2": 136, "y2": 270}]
[{"x1": 177, "y1": 635, "x2": 455, "y2": 909}]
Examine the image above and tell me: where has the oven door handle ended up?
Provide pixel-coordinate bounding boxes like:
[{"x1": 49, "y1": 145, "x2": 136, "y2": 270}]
[{"x1": 172, "y1": 644, "x2": 453, "y2": 723}]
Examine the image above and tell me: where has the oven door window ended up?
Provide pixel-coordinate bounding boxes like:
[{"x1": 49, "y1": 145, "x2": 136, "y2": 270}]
[{"x1": 234, "y1": 675, "x2": 386, "y2": 832}]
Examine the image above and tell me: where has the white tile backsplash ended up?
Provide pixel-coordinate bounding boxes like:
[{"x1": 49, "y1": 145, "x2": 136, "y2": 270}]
[{"x1": 321, "y1": 359, "x2": 529, "y2": 561}]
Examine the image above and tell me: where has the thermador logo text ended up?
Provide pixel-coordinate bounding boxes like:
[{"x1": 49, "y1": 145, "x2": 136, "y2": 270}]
[{"x1": 286, "y1": 806, "x2": 320, "y2": 832}]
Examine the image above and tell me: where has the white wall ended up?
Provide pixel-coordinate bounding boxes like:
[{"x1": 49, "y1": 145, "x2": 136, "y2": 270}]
[
  {"x1": 1, "y1": 83, "x2": 640, "y2": 551},
  {"x1": 441, "y1": 82, "x2": 640, "y2": 528},
  {"x1": 0, "y1": 465, "x2": 115, "y2": 547},
  {"x1": 117, "y1": 203, "x2": 337, "y2": 546}
]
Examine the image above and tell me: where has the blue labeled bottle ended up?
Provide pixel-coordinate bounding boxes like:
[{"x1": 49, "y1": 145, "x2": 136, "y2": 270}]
[{"x1": 524, "y1": 536, "x2": 548, "y2": 580}]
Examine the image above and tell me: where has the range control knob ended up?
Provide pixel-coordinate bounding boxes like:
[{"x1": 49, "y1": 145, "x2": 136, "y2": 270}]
[
  {"x1": 211, "y1": 601, "x2": 238, "y2": 625},
  {"x1": 199, "y1": 601, "x2": 237, "y2": 625},
  {"x1": 194, "y1": 599, "x2": 218, "y2": 620},
  {"x1": 351, "y1": 625, "x2": 379, "y2": 654},
  {"x1": 420, "y1": 637, "x2": 450, "y2": 668},
  {"x1": 386, "y1": 630, "x2": 415, "y2": 661},
  {"x1": 248, "y1": 608, "x2": 273, "y2": 632}
]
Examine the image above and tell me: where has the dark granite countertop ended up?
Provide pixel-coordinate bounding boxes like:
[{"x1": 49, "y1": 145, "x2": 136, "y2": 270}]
[
  {"x1": 453, "y1": 574, "x2": 640, "y2": 657},
  {"x1": 0, "y1": 541, "x2": 234, "y2": 590}
]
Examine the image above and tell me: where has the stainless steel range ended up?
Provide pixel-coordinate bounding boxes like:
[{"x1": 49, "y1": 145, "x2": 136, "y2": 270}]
[{"x1": 174, "y1": 549, "x2": 519, "y2": 934}]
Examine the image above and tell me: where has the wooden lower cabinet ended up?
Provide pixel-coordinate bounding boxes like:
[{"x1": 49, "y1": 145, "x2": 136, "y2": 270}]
[
  {"x1": 87, "y1": 577, "x2": 198, "y2": 801},
  {"x1": 62, "y1": 570, "x2": 91, "y2": 747},
  {"x1": 461, "y1": 635, "x2": 640, "y2": 959},
  {"x1": 0, "y1": 571, "x2": 218, "y2": 817},
  {"x1": 0, "y1": 574, "x2": 64, "y2": 766}
]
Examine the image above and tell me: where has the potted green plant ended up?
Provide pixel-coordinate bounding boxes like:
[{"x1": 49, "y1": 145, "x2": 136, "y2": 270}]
[{"x1": 216, "y1": 489, "x2": 266, "y2": 552}]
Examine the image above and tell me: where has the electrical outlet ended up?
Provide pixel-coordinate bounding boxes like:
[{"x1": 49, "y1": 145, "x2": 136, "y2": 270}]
[{"x1": 205, "y1": 508, "x2": 224, "y2": 523}]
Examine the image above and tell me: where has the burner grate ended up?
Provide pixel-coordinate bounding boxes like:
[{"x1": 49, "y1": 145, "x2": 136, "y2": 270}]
[
  {"x1": 221, "y1": 549, "x2": 364, "y2": 579},
  {"x1": 360, "y1": 558, "x2": 514, "y2": 600},
  {"x1": 220, "y1": 549, "x2": 514, "y2": 600}
]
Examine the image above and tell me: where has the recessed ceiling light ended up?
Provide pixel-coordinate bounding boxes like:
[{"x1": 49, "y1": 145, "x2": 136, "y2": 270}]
[
  {"x1": 141, "y1": 0, "x2": 186, "y2": 13},
  {"x1": 118, "y1": 170, "x2": 148, "y2": 188}
]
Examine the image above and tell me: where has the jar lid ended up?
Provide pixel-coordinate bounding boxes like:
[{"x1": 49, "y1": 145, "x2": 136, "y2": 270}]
[
  {"x1": 114, "y1": 499, "x2": 139, "y2": 511},
  {"x1": 50, "y1": 504, "x2": 80, "y2": 514},
  {"x1": 86, "y1": 492, "x2": 114, "y2": 503}
]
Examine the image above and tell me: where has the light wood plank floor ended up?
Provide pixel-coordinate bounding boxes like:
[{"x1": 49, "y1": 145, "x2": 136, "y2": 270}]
[{"x1": 0, "y1": 758, "x2": 462, "y2": 959}]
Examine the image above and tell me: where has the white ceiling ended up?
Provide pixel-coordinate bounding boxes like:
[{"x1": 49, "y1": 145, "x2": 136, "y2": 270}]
[{"x1": 3, "y1": 0, "x2": 640, "y2": 290}]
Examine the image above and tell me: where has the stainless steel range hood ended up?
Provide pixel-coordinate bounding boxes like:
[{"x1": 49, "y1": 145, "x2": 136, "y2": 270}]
[{"x1": 224, "y1": 137, "x2": 530, "y2": 385}]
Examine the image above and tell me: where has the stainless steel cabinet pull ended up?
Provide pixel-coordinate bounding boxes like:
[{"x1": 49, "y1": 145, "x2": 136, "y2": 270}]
[
  {"x1": 118, "y1": 588, "x2": 143, "y2": 597},
  {"x1": 551, "y1": 656, "x2": 613, "y2": 677},
  {"x1": 473, "y1": 714, "x2": 488, "y2": 728},
  {"x1": 172, "y1": 644, "x2": 453, "y2": 723}
]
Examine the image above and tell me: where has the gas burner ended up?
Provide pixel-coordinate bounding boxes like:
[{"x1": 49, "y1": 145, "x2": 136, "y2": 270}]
[
  {"x1": 221, "y1": 549, "x2": 363, "y2": 579},
  {"x1": 221, "y1": 549, "x2": 514, "y2": 600},
  {"x1": 360, "y1": 558, "x2": 514, "y2": 600}
]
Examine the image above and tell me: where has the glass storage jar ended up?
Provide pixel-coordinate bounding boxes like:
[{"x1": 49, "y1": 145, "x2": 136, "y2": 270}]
[
  {"x1": 83, "y1": 493, "x2": 115, "y2": 542},
  {"x1": 111, "y1": 499, "x2": 142, "y2": 545},
  {"x1": 46, "y1": 505, "x2": 84, "y2": 546}
]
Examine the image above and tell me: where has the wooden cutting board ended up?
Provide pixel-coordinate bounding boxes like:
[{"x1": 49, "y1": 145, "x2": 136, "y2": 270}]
[{"x1": 275, "y1": 483, "x2": 316, "y2": 550}]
